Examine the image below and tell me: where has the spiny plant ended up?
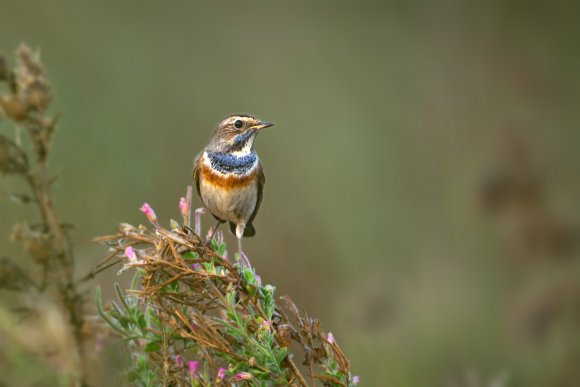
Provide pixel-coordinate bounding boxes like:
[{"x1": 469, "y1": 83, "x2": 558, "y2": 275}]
[{"x1": 95, "y1": 188, "x2": 359, "y2": 386}]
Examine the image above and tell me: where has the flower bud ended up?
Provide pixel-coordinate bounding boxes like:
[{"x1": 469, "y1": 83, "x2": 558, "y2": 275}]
[
  {"x1": 188, "y1": 361, "x2": 199, "y2": 379},
  {"x1": 0, "y1": 135, "x2": 28, "y2": 174},
  {"x1": 179, "y1": 197, "x2": 188, "y2": 218},
  {"x1": 24, "y1": 80, "x2": 51, "y2": 111},
  {"x1": 234, "y1": 372, "x2": 252, "y2": 381},
  {"x1": 175, "y1": 355, "x2": 184, "y2": 368},
  {"x1": 216, "y1": 367, "x2": 226, "y2": 383},
  {"x1": 0, "y1": 96, "x2": 28, "y2": 121},
  {"x1": 275, "y1": 324, "x2": 292, "y2": 349},
  {"x1": 194, "y1": 207, "x2": 205, "y2": 236},
  {"x1": 10, "y1": 223, "x2": 55, "y2": 263},
  {"x1": 327, "y1": 332, "x2": 335, "y2": 344},
  {"x1": 124, "y1": 246, "x2": 137, "y2": 263},
  {"x1": 139, "y1": 203, "x2": 157, "y2": 224}
]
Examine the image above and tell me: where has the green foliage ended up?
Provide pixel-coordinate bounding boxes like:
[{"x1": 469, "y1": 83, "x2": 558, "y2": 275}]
[
  {"x1": 96, "y1": 282, "x2": 161, "y2": 386},
  {"x1": 216, "y1": 288, "x2": 288, "y2": 383},
  {"x1": 128, "y1": 353, "x2": 158, "y2": 387}
]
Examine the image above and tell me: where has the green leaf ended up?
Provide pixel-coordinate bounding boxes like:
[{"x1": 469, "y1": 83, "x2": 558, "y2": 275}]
[
  {"x1": 95, "y1": 286, "x2": 126, "y2": 335},
  {"x1": 226, "y1": 290, "x2": 237, "y2": 307},
  {"x1": 138, "y1": 314, "x2": 147, "y2": 332},
  {"x1": 144, "y1": 341, "x2": 161, "y2": 352},
  {"x1": 243, "y1": 269, "x2": 256, "y2": 285},
  {"x1": 182, "y1": 251, "x2": 198, "y2": 260},
  {"x1": 130, "y1": 271, "x2": 141, "y2": 290},
  {"x1": 210, "y1": 238, "x2": 220, "y2": 251},
  {"x1": 118, "y1": 316, "x2": 130, "y2": 329},
  {"x1": 161, "y1": 280, "x2": 180, "y2": 293},
  {"x1": 114, "y1": 282, "x2": 131, "y2": 313},
  {"x1": 276, "y1": 347, "x2": 288, "y2": 364}
]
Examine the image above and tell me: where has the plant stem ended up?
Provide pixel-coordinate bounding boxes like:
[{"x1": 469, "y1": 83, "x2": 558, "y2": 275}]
[{"x1": 24, "y1": 115, "x2": 88, "y2": 386}]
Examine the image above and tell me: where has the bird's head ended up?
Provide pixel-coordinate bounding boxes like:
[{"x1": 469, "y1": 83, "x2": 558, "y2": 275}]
[{"x1": 207, "y1": 114, "x2": 274, "y2": 155}]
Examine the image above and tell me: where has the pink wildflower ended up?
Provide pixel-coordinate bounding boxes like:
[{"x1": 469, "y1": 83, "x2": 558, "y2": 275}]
[
  {"x1": 216, "y1": 367, "x2": 226, "y2": 383},
  {"x1": 124, "y1": 246, "x2": 137, "y2": 263},
  {"x1": 352, "y1": 375, "x2": 360, "y2": 385},
  {"x1": 175, "y1": 355, "x2": 184, "y2": 368},
  {"x1": 206, "y1": 226, "x2": 214, "y2": 241},
  {"x1": 139, "y1": 203, "x2": 157, "y2": 223},
  {"x1": 188, "y1": 361, "x2": 199, "y2": 379},
  {"x1": 234, "y1": 372, "x2": 253, "y2": 380},
  {"x1": 327, "y1": 332, "x2": 335, "y2": 344},
  {"x1": 179, "y1": 197, "x2": 188, "y2": 218},
  {"x1": 194, "y1": 207, "x2": 205, "y2": 235}
]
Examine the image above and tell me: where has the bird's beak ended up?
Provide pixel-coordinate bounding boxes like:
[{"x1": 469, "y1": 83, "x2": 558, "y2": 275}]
[{"x1": 255, "y1": 121, "x2": 274, "y2": 130}]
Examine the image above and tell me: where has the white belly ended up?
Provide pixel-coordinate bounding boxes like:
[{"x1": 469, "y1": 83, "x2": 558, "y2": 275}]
[{"x1": 199, "y1": 179, "x2": 257, "y2": 224}]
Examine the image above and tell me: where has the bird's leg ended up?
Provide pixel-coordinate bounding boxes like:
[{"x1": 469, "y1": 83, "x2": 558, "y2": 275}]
[
  {"x1": 234, "y1": 236, "x2": 244, "y2": 289},
  {"x1": 205, "y1": 220, "x2": 223, "y2": 246},
  {"x1": 236, "y1": 224, "x2": 252, "y2": 269}
]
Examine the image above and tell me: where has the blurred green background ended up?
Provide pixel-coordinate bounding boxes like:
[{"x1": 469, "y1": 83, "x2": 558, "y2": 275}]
[{"x1": 1, "y1": 1, "x2": 580, "y2": 386}]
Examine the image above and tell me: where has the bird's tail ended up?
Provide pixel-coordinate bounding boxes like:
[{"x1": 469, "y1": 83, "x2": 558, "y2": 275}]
[{"x1": 229, "y1": 222, "x2": 255, "y2": 237}]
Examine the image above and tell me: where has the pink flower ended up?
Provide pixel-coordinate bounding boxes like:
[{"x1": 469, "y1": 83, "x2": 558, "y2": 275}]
[
  {"x1": 175, "y1": 355, "x2": 184, "y2": 368},
  {"x1": 206, "y1": 226, "x2": 214, "y2": 241},
  {"x1": 124, "y1": 246, "x2": 137, "y2": 263},
  {"x1": 216, "y1": 367, "x2": 226, "y2": 383},
  {"x1": 262, "y1": 319, "x2": 272, "y2": 330},
  {"x1": 179, "y1": 197, "x2": 188, "y2": 218},
  {"x1": 352, "y1": 375, "x2": 360, "y2": 385},
  {"x1": 327, "y1": 332, "x2": 334, "y2": 344},
  {"x1": 234, "y1": 372, "x2": 252, "y2": 380},
  {"x1": 194, "y1": 207, "x2": 205, "y2": 236},
  {"x1": 139, "y1": 203, "x2": 157, "y2": 223},
  {"x1": 188, "y1": 361, "x2": 199, "y2": 379}
]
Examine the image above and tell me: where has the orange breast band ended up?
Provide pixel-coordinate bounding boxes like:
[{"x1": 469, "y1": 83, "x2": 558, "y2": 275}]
[{"x1": 201, "y1": 163, "x2": 257, "y2": 189}]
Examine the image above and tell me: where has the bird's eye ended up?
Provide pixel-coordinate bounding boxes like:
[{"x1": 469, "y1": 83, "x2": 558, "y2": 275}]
[{"x1": 234, "y1": 120, "x2": 243, "y2": 129}]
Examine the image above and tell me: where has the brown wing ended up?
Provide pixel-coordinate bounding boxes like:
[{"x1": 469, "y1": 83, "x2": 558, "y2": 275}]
[
  {"x1": 193, "y1": 153, "x2": 202, "y2": 197},
  {"x1": 243, "y1": 161, "x2": 265, "y2": 236}
]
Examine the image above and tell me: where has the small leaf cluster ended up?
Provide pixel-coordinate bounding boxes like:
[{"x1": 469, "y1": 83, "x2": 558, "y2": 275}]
[
  {"x1": 216, "y1": 287, "x2": 288, "y2": 383},
  {"x1": 96, "y1": 278, "x2": 162, "y2": 386}
]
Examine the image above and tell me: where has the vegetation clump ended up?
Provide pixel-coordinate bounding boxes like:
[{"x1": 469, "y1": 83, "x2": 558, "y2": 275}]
[{"x1": 95, "y1": 193, "x2": 358, "y2": 386}]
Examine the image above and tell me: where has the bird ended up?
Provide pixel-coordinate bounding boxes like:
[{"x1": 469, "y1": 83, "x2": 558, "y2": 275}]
[{"x1": 193, "y1": 113, "x2": 274, "y2": 264}]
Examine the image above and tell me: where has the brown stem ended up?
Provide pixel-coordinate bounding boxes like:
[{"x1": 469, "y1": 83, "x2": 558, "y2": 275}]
[
  {"x1": 286, "y1": 357, "x2": 309, "y2": 387},
  {"x1": 15, "y1": 108, "x2": 88, "y2": 385}
]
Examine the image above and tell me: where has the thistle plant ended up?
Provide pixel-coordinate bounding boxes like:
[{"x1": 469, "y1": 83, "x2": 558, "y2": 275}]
[
  {"x1": 0, "y1": 44, "x2": 91, "y2": 386},
  {"x1": 95, "y1": 189, "x2": 359, "y2": 386}
]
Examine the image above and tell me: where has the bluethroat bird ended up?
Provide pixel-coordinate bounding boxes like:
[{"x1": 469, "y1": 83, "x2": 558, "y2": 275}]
[{"x1": 193, "y1": 114, "x2": 274, "y2": 262}]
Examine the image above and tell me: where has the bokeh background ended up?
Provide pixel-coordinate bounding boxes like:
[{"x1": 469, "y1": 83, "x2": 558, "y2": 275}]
[{"x1": 1, "y1": 1, "x2": 580, "y2": 386}]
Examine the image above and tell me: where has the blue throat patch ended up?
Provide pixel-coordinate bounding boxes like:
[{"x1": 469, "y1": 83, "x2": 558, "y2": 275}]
[
  {"x1": 207, "y1": 152, "x2": 257, "y2": 174},
  {"x1": 229, "y1": 129, "x2": 256, "y2": 152}
]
